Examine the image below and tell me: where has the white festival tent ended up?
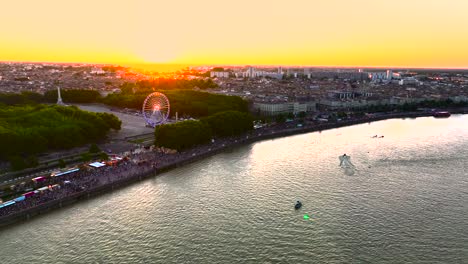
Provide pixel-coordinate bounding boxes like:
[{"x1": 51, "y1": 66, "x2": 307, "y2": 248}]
[{"x1": 88, "y1": 162, "x2": 106, "y2": 168}]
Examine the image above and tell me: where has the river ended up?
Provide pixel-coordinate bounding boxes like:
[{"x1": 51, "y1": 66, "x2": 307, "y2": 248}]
[{"x1": 1, "y1": 116, "x2": 467, "y2": 263}]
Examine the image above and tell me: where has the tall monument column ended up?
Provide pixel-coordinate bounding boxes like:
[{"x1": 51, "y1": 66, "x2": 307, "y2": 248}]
[{"x1": 57, "y1": 86, "x2": 64, "y2": 105}]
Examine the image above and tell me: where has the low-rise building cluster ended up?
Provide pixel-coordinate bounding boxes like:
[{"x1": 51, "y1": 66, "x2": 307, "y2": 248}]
[
  {"x1": 0, "y1": 62, "x2": 129, "y2": 94},
  {"x1": 1, "y1": 62, "x2": 468, "y2": 117},
  {"x1": 204, "y1": 66, "x2": 468, "y2": 115}
]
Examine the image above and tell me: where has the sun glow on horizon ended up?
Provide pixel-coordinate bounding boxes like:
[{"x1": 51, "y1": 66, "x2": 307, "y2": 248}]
[{"x1": 1, "y1": 0, "x2": 468, "y2": 68}]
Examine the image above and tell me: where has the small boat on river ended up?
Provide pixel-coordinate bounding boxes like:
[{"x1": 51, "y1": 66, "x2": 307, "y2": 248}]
[
  {"x1": 433, "y1": 111, "x2": 451, "y2": 118},
  {"x1": 295, "y1": 201, "x2": 302, "y2": 210}
]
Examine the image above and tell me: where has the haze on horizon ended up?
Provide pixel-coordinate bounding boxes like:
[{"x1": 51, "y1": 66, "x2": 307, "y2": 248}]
[{"x1": 1, "y1": 0, "x2": 468, "y2": 69}]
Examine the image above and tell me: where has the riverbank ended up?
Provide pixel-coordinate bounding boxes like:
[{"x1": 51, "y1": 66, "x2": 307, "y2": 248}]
[{"x1": 1, "y1": 110, "x2": 467, "y2": 228}]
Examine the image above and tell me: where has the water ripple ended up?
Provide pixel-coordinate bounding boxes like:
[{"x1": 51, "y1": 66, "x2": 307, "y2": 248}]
[{"x1": 1, "y1": 116, "x2": 468, "y2": 263}]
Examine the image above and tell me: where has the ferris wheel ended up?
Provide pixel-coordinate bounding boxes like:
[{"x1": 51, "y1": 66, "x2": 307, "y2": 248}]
[{"x1": 142, "y1": 92, "x2": 170, "y2": 127}]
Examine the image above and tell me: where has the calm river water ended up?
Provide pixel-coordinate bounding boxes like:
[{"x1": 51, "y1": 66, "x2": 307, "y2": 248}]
[{"x1": 1, "y1": 116, "x2": 468, "y2": 263}]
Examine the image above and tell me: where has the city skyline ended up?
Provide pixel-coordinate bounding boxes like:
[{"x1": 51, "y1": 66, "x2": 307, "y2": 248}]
[{"x1": 1, "y1": 0, "x2": 468, "y2": 68}]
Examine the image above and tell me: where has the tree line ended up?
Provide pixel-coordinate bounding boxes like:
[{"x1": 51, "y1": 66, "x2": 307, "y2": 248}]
[
  {"x1": 102, "y1": 89, "x2": 249, "y2": 118},
  {"x1": 154, "y1": 111, "x2": 254, "y2": 151},
  {"x1": 0, "y1": 90, "x2": 101, "y2": 105},
  {"x1": 0, "y1": 105, "x2": 121, "y2": 169},
  {"x1": 0, "y1": 87, "x2": 248, "y2": 119}
]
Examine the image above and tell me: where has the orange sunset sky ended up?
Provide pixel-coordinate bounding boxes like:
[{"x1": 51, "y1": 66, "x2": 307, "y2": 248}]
[{"x1": 1, "y1": 0, "x2": 468, "y2": 68}]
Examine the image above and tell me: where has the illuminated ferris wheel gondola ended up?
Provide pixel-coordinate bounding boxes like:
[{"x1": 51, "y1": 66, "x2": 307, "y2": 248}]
[{"x1": 142, "y1": 92, "x2": 170, "y2": 127}]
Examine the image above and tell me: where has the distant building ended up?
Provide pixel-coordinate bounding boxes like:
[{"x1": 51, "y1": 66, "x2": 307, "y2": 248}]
[
  {"x1": 369, "y1": 70, "x2": 394, "y2": 82},
  {"x1": 258, "y1": 71, "x2": 282, "y2": 79},
  {"x1": 369, "y1": 72, "x2": 387, "y2": 82},
  {"x1": 450, "y1": 95, "x2": 468, "y2": 103},
  {"x1": 239, "y1": 67, "x2": 282, "y2": 79},
  {"x1": 90, "y1": 68, "x2": 105, "y2": 75},
  {"x1": 253, "y1": 101, "x2": 316, "y2": 116},
  {"x1": 253, "y1": 102, "x2": 287, "y2": 116},
  {"x1": 399, "y1": 77, "x2": 422, "y2": 86},
  {"x1": 386, "y1": 70, "x2": 393, "y2": 80},
  {"x1": 310, "y1": 71, "x2": 368, "y2": 81},
  {"x1": 210, "y1": 71, "x2": 229, "y2": 78},
  {"x1": 317, "y1": 96, "x2": 427, "y2": 111},
  {"x1": 304, "y1": 68, "x2": 311, "y2": 79},
  {"x1": 328, "y1": 91, "x2": 355, "y2": 99},
  {"x1": 318, "y1": 99, "x2": 381, "y2": 111},
  {"x1": 247, "y1": 67, "x2": 255, "y2": 78}
]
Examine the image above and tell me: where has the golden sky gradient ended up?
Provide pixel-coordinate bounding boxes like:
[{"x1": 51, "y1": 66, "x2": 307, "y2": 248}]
[{"x1": 1, "y1": 0, "x2": 468, "y2": 68}]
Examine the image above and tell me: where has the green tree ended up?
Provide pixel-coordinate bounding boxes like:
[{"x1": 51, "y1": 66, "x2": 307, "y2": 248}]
[
  {"x1": 25, "y1": 155, "x2": 39, "y2": 168},
  {"x1": 0, "y1": 92, "x2": 44, "y2": 105},
  {"x1": 43, "y1": 89, "x2": 101, "y2": 103},
  {"x1": 58, "y1": 159, "x2": 66, "y2": 168},
  {"x1": 8, "y1": 155, "x2": 27, "y2": 171},
  {"x1": 155, "y1": 120, "x2": 212, "y2": 151},
  {"x1": 0, "y1": 105, "x2": 121, "y2": 159},
  {"x1": 200, "y1": 111, "x2": 253, "y2": 137},
  {"x1": 120, "y1": 82, "x2": 135, "y2": 94},
  {"x1": 102, "y1": 90, "x2": 248, "y2": 118},
  {"x1": 81, "y1": 153, "x2": 92, "y2": 162},
  {"x1": 99, "y1": 152, "x2": 109, "y2": 161},
  {"x1": 89, "y1": 143, "x2": 100, "y2": 153}
]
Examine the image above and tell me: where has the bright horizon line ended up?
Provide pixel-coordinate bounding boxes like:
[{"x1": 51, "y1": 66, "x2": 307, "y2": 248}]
[{"x1": 2, "y1": 59, "x2": 468, "y2": 71}]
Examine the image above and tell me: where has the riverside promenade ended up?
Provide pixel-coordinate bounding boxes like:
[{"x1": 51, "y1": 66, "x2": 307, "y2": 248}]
[{"x1": 1, "y1": 110, "x2": 467, "y2": 228}]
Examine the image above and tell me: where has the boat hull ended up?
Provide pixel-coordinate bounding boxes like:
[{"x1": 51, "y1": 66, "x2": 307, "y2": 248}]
[{"x1": 433, "y1": 112, "x2": 451, "y2": 118}]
